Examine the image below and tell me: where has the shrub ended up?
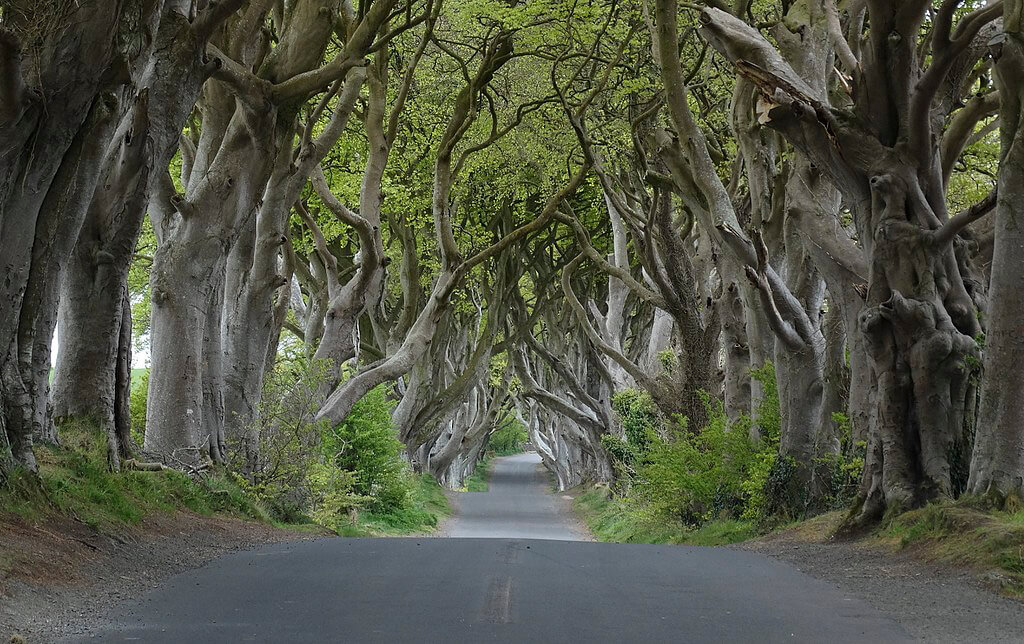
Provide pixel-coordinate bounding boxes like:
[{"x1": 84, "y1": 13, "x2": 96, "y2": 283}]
[
  {"x1": 489, "y1": 417, "x2": 529, "y2": 455},
  {"x1": 322, "y1": 384, "x2": 410, "y2": 514},
  {"x1": 814, "y1": 412, "x2": 866, "y2": 511},
  {"x1": 634, "y1": 395, "x2": 759, "y2": 525},
  {"x1": 606, "y1": 388, "x2": 659, "y2": 482},
  {"x1": 128, "y1": 370, "x2": 149, "y2": 447},
  {"x1": 229, "y1": 357, "x2": 331, "y2": 522},
  {"x1": 306, "y1": 462, "x2": 366, "y2": 530},
  {"x1": 601, "y1": 364, "x2": 795, "y2": 532},
  {"x1": 611, "y1": 388, "x2": 659, "y2": 451}
]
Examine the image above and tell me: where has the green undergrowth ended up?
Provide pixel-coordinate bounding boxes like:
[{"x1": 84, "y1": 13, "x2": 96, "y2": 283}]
[
  {"x1": 464, "y1": 457, "x2": 492, "y2": 492},
  {"x1": 489, "y1": 418, "x2": 529, "y2": 456},
  {"x1": 876, "y1": 499, "x2": 1024, "y2": 597},
  {"x1": 574, "y1": 486, "x2": 755, "y2": 546},
  {"x1": 0, "y1": 421, "x2": 269, "y2": 531},
  {"x1": 335, "y1": 474, "x2": 451, "y2": 536}
]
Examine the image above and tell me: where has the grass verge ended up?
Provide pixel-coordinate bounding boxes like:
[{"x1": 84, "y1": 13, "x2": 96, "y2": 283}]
[
  {"x1": 336, "y1": 474, "x2": 451, "y2": 537},
  {"x1": 464, "y1": 457, "x2": 492, "y2": 492},
  {"x1": 874, "y1": 499, "x2": 1024, "y2": 597},
  {"x1": 2, "y1": 421, "x2": 453, "y2": 542},
  {"x1": 573, "y1": 486, "x2": 755, "y2": 546},
  {"x1": 0, "y1": 421, "x2": 267, "y2": 531}
]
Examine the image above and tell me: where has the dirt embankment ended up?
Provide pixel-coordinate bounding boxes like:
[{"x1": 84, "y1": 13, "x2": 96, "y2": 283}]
[
  {"x1": 736, "y1": 517, "x2": 1024, "y2": 643},
  {"x1": 1, "y1": 511, "x2": 326, "y2": 642}
]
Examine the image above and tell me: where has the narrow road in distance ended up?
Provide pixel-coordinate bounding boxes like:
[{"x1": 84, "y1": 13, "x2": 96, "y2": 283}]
[
  {"x1": 447, "y1": 451, "x2": 587, "y2": 540},
  {"x1": 81, "y1": 452, "x2": 912, "y2": 643}
]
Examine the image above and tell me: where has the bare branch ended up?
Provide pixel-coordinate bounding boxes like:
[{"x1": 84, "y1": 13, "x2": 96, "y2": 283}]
[{"x1": 933, "y1": 189, "x2": 997, "y2": 247}]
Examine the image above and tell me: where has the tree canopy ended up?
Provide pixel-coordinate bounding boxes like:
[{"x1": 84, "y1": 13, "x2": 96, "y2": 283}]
[{"x1": 1, "y1": 0, "x2": 1021, "y2": 532}]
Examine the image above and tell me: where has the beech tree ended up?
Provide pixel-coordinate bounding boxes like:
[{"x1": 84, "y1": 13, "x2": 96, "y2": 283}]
[
  {"x1": 969, "y1": 0, "x2": 1024, "y2": 501},
  {"x1": 4, "y1": 0, "x2": 1023, "y2": 534},
  {"x1": 1, "y1": 0, "x2": 165, "y2": 477}
]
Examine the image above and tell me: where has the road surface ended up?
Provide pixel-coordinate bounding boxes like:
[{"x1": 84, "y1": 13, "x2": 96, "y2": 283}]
[
  {"x1": 447, "y1": 451, "x2": 586, "y2": 540},
  {"x1": 81, "y1": 453, "x2": 911, "y2": 643}
]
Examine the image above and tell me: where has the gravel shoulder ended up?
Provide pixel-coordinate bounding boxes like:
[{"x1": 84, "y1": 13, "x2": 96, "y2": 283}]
[
  {"x1": 735, "y1": 521, "x2": 1024, "y2": 643},
  {"x1": 0, "y1": 511, "x2": 326, "y2": 642}
]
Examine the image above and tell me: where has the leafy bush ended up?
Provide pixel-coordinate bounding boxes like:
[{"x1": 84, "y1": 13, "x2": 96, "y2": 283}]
[
  {"x1": 128, "y1": 370, "x2": 149, "y2": 447},
  {"x1": 611, "y1": 388, "x2": 659, "y2": 452},
  {"x1": 230, "y1": 358, "x2": 334, "y2": 522},
  {"x1": 814, "y1": 412, "x2": 866, "y2": 511},
  {"x1": 603, "y1": 364, "x2": 790, "y2": 531},
  {"x1": 489, "y1": 418, "x2": 528, "y2": 455},
  {"x1": 634, "y1": 395, "x2": 759, "y2": 525},
  {"x1": 228, "y1": 357, "x2": 439, "y2": 532},
  {"x1": 306, "y1": 462, "x2": 366, "y2": 530},
  {"x1": 336, "y1": 474, "x2": 451, "y2": 537},
  {"x1": 605, "y1": 388, "x2": 659, "y2": 482},
  {"x1": 322, "y1": 384, "x2": 410, "y2": 514},
  {"x1": 739, "y1": 363, "x2": 784, "y2": 526}
]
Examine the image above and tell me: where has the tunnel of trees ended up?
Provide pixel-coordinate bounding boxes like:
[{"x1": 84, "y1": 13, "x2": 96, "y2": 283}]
[{"x1": 1, "y1": 0, "x2": 1022, "y2": 533}]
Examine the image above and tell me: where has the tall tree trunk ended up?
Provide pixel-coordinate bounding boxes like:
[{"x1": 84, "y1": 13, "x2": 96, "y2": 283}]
[
  {"x1": 969, "y1": 4, "x2": 1024, "y2": 501},
  {"x1": 51, "y1": 6, "x2": 236, "y2": 470},
  {"x1": 696, "y1": 2, "x2": 998, "y2": 526}
]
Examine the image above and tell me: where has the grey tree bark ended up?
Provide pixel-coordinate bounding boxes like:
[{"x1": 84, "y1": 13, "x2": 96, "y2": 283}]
[
  {"x1": 969, "y1": 1, "x2": 1024, "y2": 502},
  {"x1": 696, "y1": 2, "x2": 1001, "y2": 525},
  {"x1": 0, "y1": 1, "x2": 162, "y2": 478},
  {"x1": 52, "y1": 4, "x2": 221, "y2": 469}
]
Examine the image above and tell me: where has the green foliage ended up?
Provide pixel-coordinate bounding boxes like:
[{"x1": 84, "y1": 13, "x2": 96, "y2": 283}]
[
  {"x1": 611, "y1": 388, "x2": 659, "y2": 451},
  {"x1": 656, "y1": 349, "x2": 678, "y2": 374},
  {"x1": 635, "y1": 394, "x2": 760, "y2": 526},
  {"x1": 322, "y1": 384, "x2": 410, "y2": 514},
  {"x1": 489, "y1": 418, "x2": 528, "y2": 456},
  {"x1": 737, "y1": 363, "x2": 786, "y2": 527},
  {"x1": 128, "y1": 220, "x2": 155, "y2": 353},
  {"x1": 574, "y1": 487, "x2": 754, "y2": 546},
  {"x1": 128, "y1": 369, "x2": 149, "y2": 447},
  {"x1": 336, "y1": 475, "x2": 451, "y2": 537},
  {"x1": 814, "y1": 413, "x2": 866, "y2": 511},
  {"x1": 230, "y1": 358, "x2": 335, "y2": 522},
  {"x1": 601, "y1": 364, "x2": 792, "y2": 534},
  {"x1": 0, "y1": 421, "x2": 266, "y2": 530},
  {"x1": 305, "y1": 463, "x2": 366, "y2": 530},
  {"x1": 464, "y1": 457, "x2": 492, "y2": 492},
  {"x1": 231, "y1": 358, "x2": 415, "y2": 529},
  {"x1": 605, "y1": 388, "x2": 659, "y2": 480}
]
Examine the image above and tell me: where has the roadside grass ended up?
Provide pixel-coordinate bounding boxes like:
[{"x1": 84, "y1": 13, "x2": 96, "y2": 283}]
[
  {"x1": 874, "y1": 499, "x2": 1024, "y2": 597},
  {"x1": 2, "y1": 420, "x2": 452, "y2": 542},
  {"x1": 575, "y1": 483, "x2": 1024, "y2": 596},
  {"x1": 336, "y1": 474, "x2": 451, "y2": 537},
  {"x1": 574, "y1": 486, "x2": 755, "y2": 546},
  {"x1": 464, "y1": 457, "x2": 492, "y2": 492},
  {"x1": 0, "y1": 420, "x2": 268, "y2": 531}
]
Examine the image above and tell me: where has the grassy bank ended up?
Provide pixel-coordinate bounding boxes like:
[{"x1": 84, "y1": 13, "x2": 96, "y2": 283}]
[
  {"x1": 0, "y1": 423, "x2": 268, "y2": 531},
  {"x1": 464, "y1": 457, "x2": 492, "y2": 492},
  {"x1": 335, "y1": 474, "x2": 451, "y2": 537},
  {"x1": 1, "y1": 422, "x2": 451, "y2": 539},
  {"x1": 573, "y1": 486, "x2": 755, "y2": 546},
  {"x1": 874, "y1": 500, "x2": 1024, "y2": 597},
  {"x1": 576, "y1": 484, "x2": 1024, "y2": 597}
]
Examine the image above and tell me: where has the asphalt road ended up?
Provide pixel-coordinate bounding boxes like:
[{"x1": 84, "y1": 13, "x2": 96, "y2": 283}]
[
  {"x1": 82, "y1": 453, "x2": 912, "y2": 643},
  {"x1": 447, "y1": 452, "x2": 586, "y2": 540}
]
